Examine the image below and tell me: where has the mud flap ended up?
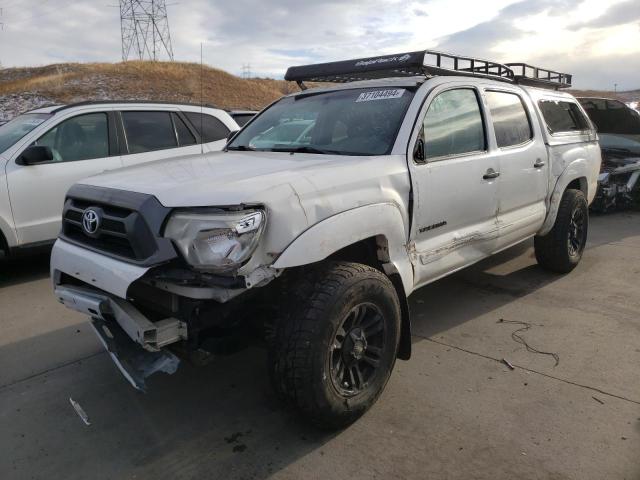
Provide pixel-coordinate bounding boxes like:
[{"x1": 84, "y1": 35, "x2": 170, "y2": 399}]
[{"x1": 90, "y1": 317, "x2": 180, "y2": 391}]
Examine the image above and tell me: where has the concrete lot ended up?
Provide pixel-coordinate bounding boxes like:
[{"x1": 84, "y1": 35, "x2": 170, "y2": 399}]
[{"x1": 1, "y1": 212, "x2": 639, "y2": 480}]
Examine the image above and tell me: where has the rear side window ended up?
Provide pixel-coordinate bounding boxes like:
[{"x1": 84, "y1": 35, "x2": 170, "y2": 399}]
[
  {"x1": 423, "y1": 88, "x2": 485, "y2": 159},
  {"x1": 486, "y1": 91, "x2": 532, "y2": 147},
  {"x1": 172, "y1": 113, "x2": 197, "y2": 146},
  {"x1": 122, "y1": 111, "x2": 177, "y2": 153},
  {"x1": 184, "y1": 112, "x2": 230, "y2": 143},
  {"x1": 538, "y1": 100, "x2": 590, "y2": 134}
]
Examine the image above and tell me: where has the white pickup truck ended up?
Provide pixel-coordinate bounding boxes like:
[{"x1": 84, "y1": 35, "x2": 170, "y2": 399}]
[{"x1": 51, "y1": 51, "x2": 601, "y2": 429}]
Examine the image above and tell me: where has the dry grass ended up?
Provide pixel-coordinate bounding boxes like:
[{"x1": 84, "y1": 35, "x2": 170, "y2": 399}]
[{"x1": 0, "y1": 61, "x2": 300, "y2": 110}]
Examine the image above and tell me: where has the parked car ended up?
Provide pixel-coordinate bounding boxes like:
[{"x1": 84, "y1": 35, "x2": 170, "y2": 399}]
[
  {"x1": 0, "y1": 101, "x2": 239, "y2": 257},
  {"x1": 52, "y1": 51, "x2": 600, "y2": 429},
  {"x1": 577, "y1": 97, "x2": 640, "y2": 211},
  {"x1": 228, "y1": 110, "x2": 258, "y2": 127}
]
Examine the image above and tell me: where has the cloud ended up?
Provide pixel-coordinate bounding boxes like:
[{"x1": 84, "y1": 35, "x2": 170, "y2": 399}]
[
  {"x1": 0, "y1": 0, "x2": 638, "y2": 89},
  {"x1": 571, "y1": 0, "x2": 640, "y2": 29}
]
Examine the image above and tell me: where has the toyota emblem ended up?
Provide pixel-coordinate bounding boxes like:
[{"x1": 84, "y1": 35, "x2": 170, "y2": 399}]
[{"x1": 82, "y1": 209, "x2": 101, "y2": 235}]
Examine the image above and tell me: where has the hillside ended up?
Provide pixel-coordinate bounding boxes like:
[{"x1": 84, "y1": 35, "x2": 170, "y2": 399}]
[
  {"x1": 0, "y1": 61, "x2": 299, "y2": 121},
  {"x1": 1, "y1": 61, "x2": 638, "y2": 122}
]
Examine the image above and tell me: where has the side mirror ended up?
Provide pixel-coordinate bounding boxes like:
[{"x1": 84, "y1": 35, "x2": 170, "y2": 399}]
[
  {"x1": 227, "y1": 130, "x2": 240, "y2": 143},
  {"x1": 17, "y1": 145, "x2": 54, "y2": 165},
  {"x1": 413, "y1": 138, "x2": 426, "y2": 163}
]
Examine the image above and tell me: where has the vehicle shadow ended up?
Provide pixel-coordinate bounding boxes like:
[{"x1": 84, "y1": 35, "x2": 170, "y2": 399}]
[{"x1": 0, "y1": 251, "x2": 51, "y2": 289}]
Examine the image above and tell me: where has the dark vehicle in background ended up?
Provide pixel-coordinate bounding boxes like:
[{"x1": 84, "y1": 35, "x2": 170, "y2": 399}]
[
  {"x1": 578, "y1": 97, "x2": 640, "y2": 211},
  {"x1": 228, "y1": 110, "x2": 258, "y2": 127}
]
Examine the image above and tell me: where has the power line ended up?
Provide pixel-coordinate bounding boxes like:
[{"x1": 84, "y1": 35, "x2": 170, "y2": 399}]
[{"x1": 119, "y1": 0, "x2": 174, "y2": 62}]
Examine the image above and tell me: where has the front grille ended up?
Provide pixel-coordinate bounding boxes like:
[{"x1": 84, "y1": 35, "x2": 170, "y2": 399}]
[{"x1": 62, "y1": 198, "x2": 154, "y2": 260}]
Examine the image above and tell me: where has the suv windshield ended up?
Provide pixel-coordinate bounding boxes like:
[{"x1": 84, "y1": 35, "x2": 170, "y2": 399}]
[
  {"x1": 228, "y1": 87, "x2": 415, "y2": 156},
  {"x1": 0, "y1": 113, "x2": 51, "y2": 155}
]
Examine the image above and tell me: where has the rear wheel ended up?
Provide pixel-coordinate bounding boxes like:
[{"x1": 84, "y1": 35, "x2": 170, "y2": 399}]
[
  {"x1": 269, "y1": 262, "x2": 401, "y2": 429},
  {"x1": 535, "y1": 189, "x2": 588, "y2": 273}
]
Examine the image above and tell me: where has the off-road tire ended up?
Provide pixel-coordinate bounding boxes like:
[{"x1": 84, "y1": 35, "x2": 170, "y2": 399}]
[
  {"x1": 535, "y1": 189, "x2": 589, "y2": 273},
  {"x1": 269, "y1": 261, "x2": 401, "y2": 429}
]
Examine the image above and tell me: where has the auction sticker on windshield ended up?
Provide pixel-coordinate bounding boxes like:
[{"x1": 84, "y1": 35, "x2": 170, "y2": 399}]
[{"x1": 356, "y1": 89, "x2": 405, "y2": 102}]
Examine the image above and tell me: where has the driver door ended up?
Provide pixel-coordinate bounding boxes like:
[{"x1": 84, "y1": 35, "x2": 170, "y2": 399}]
[
  {"x1": 7, "y1": 111, "x2": 122, "y2": 245},
  {"x1": 409, "y1": 85, "x2": 500, "y2": 288}
]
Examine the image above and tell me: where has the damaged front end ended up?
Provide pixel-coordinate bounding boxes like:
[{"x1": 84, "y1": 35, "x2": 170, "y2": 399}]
[{"x1": 592, "y1": 148, "x2": 640, "y2": 212}]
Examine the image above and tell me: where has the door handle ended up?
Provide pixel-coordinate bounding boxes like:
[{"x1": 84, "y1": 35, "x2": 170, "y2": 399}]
[
  {"x1": 534, "y1": 159, "x2": 546, "y2": 168},
  {"x1": 483, "y1": 168, "x2": 500, "y2": 180}
]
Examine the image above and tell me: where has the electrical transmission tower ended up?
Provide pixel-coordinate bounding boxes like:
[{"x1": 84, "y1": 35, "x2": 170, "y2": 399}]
[{"x1": 119, "y1": 0, "x2": 174, "y2": 62}]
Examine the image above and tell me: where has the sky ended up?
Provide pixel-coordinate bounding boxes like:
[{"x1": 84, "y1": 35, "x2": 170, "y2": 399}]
[{"x1": 0, "y1": 0, "x2": 638, "y2": 90}]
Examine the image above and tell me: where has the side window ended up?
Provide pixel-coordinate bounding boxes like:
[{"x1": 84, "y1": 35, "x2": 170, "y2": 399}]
[
  {"x1": 423, "y1": 89, "x2": 485, "y2": 160},
  {"x1": 184, "y1": 112, "x2": 230, "y2": 143},
  {"x1": 172, "y1": 113, "x2": 197, "y2": 146},
  {"x1": 122, "y1": 111, "x2": 177, "y2": 154},
  {"x1": 485, "y1": 91, "x2": 532, "y2": 147},
  {"x1": 34, "y1": 113, "x2": 109, "y2": 162},
  {"x1": 538, "y1": 100, "x2": 590, "y2": 134}
]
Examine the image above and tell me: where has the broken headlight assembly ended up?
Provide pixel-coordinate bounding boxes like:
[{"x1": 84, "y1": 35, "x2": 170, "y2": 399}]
[{"x1": 164, "y1": 209, "x2": 265, "y2": 273}]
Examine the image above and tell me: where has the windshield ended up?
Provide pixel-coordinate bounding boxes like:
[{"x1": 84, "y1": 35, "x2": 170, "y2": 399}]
[
  {"x1": 578, "y1": 98, "x2": 640, "y2": 153},
  {"x1": 0, "y1": 113, "x2": 51, "y2": 154},
  {"x1": 228, "y1": 87, "x2": 415, "y2": 156}
]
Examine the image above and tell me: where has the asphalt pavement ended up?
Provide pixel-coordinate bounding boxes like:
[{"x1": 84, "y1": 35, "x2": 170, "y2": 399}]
[{"x1": 1, "y1": 212, "x2": 639, "y2": 480}]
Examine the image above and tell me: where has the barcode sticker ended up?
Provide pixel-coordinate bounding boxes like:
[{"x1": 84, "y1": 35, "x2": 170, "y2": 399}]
[{"x1": 356, "y1": 89, "x2": 405, "y2": 102}]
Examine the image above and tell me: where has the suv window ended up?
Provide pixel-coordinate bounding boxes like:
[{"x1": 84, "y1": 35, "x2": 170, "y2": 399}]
[
  {"x1": 423, "y1": 88, "x2": 485, "y2": 159},
  {"x1": 34, "y1": 113, "x2": 109, "y2": 162},
  {"x1": 184, "y1": 112, "x2": 230, "y2": 143},
  {"x1": 172, "y1": 113, "x2": 197, "y2": 146},
  {"x1": 538, "y1": 100, "x2": 590, "y2": 134},
  {"x1": 486, "y1": 91, "x2": 532, "y2": 147},
  {"x1": 122, "y1": 111, "x2": 177, "y2": 153}
]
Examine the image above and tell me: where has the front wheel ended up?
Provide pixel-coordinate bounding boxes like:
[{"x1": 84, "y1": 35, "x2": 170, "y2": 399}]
[
  {"x1": 535, "y1": 189, "x2": 589, "y2": 273},
  {"x1": 269, "y1": 262, "x2": 401, "y2": 429}
]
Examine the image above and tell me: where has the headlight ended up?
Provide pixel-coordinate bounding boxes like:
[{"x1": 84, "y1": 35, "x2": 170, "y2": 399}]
[{"x1": 164, "y1": 209, "x2": 265, "y2": 272}]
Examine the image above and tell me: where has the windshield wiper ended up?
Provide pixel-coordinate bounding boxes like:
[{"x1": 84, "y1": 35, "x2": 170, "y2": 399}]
[
  {"x1": 267, "y1": 146, "x2": 354, "y2": 155},
  {"x1": 226, "y1": 145, "x2": 255, "y2": 151}
]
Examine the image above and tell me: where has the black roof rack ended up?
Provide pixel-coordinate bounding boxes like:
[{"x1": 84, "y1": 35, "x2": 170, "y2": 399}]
[
  {"x1": 505, "y1": 63, "x2": 572, "y2": 89},
  {"x1": 51, "y1": 100, "x2": 219, "y2": 114},
  {"x1": 285, "y1": 50, "x2": 571, "y2": 90}
]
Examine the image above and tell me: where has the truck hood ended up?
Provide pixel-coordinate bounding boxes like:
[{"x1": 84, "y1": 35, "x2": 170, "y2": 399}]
[
  {"x1": 79, "y1": 150, "x2": 411, "y2": 271},
  {"x1": 81, "y1": 151, "x2": 346, "y2": 207}
]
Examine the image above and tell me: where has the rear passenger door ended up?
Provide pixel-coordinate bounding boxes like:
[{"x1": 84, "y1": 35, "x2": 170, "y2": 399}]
[
  {"x1": 119, "y1": 110, "x2": 202, "y2": 167},
  {"x1": 409, "y1": 85, "x2": 499, "y2": 288},
  {"x1": 483, "y1": 88, "x2": 548, "y2": 250}
]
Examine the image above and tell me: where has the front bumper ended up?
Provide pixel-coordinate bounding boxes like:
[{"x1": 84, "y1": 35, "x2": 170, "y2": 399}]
[
  {"x1": 51, "y1": 238, "x2": 150, "y2": 299},
  {"x1": 54, "y1": 283, "x2": 187, "y2": 391}
]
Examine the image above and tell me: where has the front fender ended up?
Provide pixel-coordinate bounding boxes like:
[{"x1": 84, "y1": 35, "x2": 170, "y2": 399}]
[
  {"x1": 272, "y1": 202, "x2": 414, "y2": 294},
  {"x1": 539, "y1": 159, "x2": 593, "y2": 236}
]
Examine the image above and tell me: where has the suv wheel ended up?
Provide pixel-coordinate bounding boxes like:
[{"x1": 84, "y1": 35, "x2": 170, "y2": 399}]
[
  {"x1": 535, "y1": 189, "x2": 589, "y2": 273},
  {"x1": 269, "y1": 261, "x2": 401, "y2": 429}
]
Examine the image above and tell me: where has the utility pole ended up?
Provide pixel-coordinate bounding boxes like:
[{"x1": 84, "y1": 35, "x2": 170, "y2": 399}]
[
  {"x1": 242, "y1": 64, "x2": 251, "y2": 79},
  {"x1": 119, "y1": 0, "x2": 174, "y2": 61}
]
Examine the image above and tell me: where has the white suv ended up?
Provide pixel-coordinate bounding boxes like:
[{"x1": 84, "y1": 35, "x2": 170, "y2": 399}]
[
  {"x1": 0, "y1": 101, "x2": 239, "y2": 257},
  {"x1": 52, "y1": 51, "x2": 601, "y2": 428}
]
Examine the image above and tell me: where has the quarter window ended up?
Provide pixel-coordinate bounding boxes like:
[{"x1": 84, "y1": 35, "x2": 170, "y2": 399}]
[
  {"x1": 538, "y1": 100, "x2": 590, "y2": 134},
  {"x1": 486, "y1": 91, "x2": 532, "y2": 147},
  {"x1": 184, "y1": 112, "x2": 230, "y2": 143},
  {"x1": 34, "y1": 113, "x2": 109, "y2": 162},
  {"x1": 172, "y1": 113, "x2": 197, "y2": 146},
  {"x1": 122, "y1": 111, "x2": 178, "y2": 153},
  {"x1": 423, "y1": 89, "x2": 485, "y2": 159}
]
